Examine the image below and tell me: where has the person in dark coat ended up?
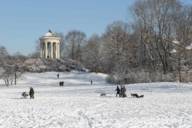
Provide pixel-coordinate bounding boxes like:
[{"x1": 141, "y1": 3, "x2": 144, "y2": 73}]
[
  {"x1": 121, "y1": 85, "x2": 127, "y2": 98},
  {"x1": 29, "y1": 87, "x2": 34, "y2": 99},
  {"x1": 57, "y1": 73, "x2": 60, "y2": 79},
  {"x1": 115, "y1": 85, "x2": 120, "y2": 97},
  {"x1": 90, "y1": 80, "x2": 93, "y2": 85}
]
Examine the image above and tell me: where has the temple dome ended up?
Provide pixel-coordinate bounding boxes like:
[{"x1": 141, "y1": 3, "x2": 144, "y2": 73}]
[
  {"x1": 44, "y1": 32, "x2": 53, "y2": 37},
  {"x1": 44, "y1": 30, "x2": 55, "y2": 37}
]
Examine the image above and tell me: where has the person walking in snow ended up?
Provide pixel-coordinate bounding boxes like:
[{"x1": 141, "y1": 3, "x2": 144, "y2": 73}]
[
  {"x1": 90, "y1": 80, "x2": 93, "y2": 85},
  {"x1": 115, "y1": 85, "x2": 120, "y2": 97},
  {"x1": 57, "y1": 73, "x2": 60, "y2": 79},
  {"x1": 29, "y1": 87, "x2": 35, "y2": 99}
]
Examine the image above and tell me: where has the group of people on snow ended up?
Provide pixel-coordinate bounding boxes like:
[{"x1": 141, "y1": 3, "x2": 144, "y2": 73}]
[
  {"x1": 22, "y1": 87, "x2": 34, "y2": 99},
  {"x1": 116, "y1": 85, "x2": 127, "y2": 97},
  {"x1": 115, "y1": 85, "x2": 144, "y2": 98}
]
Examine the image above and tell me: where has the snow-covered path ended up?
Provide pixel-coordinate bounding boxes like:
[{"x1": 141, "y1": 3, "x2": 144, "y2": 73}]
[{"x1": 0, "y1": 72, "x2": 192, "y2": 128}]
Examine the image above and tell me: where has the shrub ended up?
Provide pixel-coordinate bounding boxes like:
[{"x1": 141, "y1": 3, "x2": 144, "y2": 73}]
[{"x1": 106, "y1": 69, "x2": 176, "y2": 84}]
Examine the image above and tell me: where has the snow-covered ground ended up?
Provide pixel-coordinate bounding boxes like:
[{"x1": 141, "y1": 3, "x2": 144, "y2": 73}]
[{"x1": 0, "y1": 72, "x2": 192, "y2": 128}]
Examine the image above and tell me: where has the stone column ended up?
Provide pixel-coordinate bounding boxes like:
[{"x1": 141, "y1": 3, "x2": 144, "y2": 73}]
[
  {"x1": 58, "y1": 43, "x2": 60, "y2": 59},
  {"x1": 55, "y1": 43, "x2": 58, "y2": 59},
  {"x1": 45, "y1": 42, "x2": 48, "y2": 59},
  {"x1": 51, "y1": 42, "x2": 53, "y2": 59},
  {"x1": 56, "y1": 43, "x2": 58, "y2": 59},
  {"x1": 41, "y1": 45, "x2": 43, "y2": 58},
  {"x1": 53, "y1": 43, "x2": 56, "y2": 59},
  {"x1": 40, "y1": 43, "x2": 42, "y2": 58},
  {"x1": 43, "y1": 43, "x2": 45, "y2": 58},
  {"x1": 42, "y1": 43, "x2": 44, "y2": 58}
]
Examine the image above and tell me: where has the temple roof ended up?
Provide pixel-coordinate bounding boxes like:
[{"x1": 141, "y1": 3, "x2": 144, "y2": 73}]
[
  {"x1": 40, "y1": 30, "x2": 61, "y2": 41},
  {"x1": 44, "y1": 30, "x2": 54, "y2": 37}
]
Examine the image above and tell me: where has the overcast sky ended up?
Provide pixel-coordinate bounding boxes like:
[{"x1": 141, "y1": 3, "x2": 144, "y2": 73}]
[{"x1": 0, "y1": 0, "x2": 191, "y2": 55}]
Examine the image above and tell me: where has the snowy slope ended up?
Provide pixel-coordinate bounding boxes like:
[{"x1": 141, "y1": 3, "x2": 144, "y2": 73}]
[{"x1": 0, "y1": 72, "x2": 192, "y2": 128}]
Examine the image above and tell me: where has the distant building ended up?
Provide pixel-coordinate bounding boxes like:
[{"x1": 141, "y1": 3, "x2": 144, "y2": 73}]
[{"x1": 39, "y1": 30, "x2": 61, "y2": 59}]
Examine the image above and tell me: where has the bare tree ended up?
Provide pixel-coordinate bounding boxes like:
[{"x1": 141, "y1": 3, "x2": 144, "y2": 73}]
[
  {"x1": 1, "y1": 65, "x2": 14, "y2": 86},
  {"x1": 132, "y1": 0, "x2": 181, "y2": 73},
  {"x1": 65, "y1": 30, "x2": 86, "y2": 62},
  {"x1": 82, "y1": 34, "x2": 102, "y2": 72}
]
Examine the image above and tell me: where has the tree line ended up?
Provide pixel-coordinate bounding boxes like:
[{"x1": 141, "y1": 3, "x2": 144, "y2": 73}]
[{"x1": 60, "y1": 0, "x2": 192, "y2": 83}]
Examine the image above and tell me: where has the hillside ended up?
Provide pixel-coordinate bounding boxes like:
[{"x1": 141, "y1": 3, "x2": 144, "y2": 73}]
[{"x1": 20, "y1": 58, "x2": 86, "y2": 72}]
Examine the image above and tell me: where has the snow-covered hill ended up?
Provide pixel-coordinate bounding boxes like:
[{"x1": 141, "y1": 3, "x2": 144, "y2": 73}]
[{"x1": 0, "y1": 72, "x2": 192, "y2": 128}]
